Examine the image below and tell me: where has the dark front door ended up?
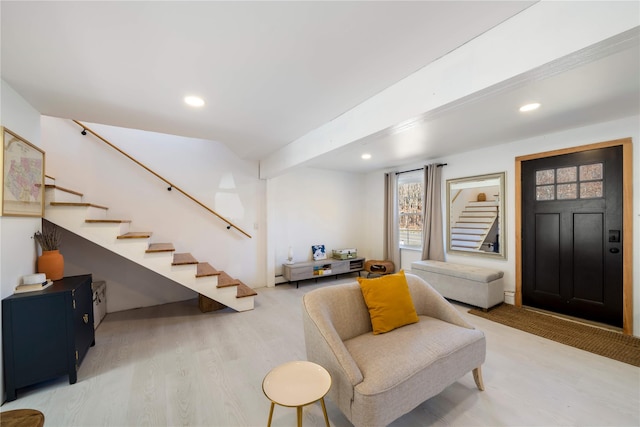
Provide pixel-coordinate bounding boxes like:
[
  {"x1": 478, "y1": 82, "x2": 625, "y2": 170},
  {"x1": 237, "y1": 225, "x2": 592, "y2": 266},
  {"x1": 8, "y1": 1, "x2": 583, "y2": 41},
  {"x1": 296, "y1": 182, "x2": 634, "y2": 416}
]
[{"x1": 522, "y1": 146, "x2": 623, "y2": 327}]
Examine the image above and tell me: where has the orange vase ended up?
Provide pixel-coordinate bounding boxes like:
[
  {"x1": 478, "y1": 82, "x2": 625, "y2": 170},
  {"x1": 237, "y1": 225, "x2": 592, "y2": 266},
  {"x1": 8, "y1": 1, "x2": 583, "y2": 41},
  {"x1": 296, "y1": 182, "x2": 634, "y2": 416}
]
[{"x1": 37, "y1": 250, "x2": 64, "y2": 281}]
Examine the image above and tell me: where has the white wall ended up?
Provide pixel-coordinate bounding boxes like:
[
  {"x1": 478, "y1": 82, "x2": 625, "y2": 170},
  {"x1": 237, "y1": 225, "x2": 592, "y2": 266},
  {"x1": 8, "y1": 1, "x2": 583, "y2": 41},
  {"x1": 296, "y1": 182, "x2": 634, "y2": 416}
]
[
  {"x1": 363, "y1": 115, "x2": 640, "y2": 336},
  {"x1": 266, "y1": 167, "x2": 367, "y2": 286},
  {"x1": 40, "y1": 117, "x2": 265, "y2": 312},
  {"x1": 0, "y1": 79, "x2": 43, "y2": 402},
  {"x1": 0, "y1": 81, "x2": 43, "y2": 296},
  {"x1": 6, "y1": 90, "x2": 638, "y2": 333}
]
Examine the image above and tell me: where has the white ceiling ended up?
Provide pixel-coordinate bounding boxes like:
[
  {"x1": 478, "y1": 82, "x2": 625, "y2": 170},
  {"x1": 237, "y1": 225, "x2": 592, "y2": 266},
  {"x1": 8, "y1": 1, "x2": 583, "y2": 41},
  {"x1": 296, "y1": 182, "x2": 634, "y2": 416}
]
[
  {"x1": 306, "y1": 36, "x2": 640, "y2": 173},
  {"x1": 1, "y1": 1, "x2": 639, "y2": 175}
]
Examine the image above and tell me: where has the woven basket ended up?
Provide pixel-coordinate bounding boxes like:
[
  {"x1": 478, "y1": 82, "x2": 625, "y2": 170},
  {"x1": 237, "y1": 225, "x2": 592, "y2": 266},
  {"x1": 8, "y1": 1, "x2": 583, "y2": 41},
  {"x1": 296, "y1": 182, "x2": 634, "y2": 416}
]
[{"x1": 477, "y1": 193, "x2": 487, "y2": 202}]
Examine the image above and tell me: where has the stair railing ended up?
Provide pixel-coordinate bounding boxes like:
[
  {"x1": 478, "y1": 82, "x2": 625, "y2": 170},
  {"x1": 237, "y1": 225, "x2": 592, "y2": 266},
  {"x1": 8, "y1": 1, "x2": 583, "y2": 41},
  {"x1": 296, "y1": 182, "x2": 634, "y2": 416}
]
[
  {"x1": 451, "y1": 189, "x2": 463, "y2": 204},
  {"x1": 72, "y1": 120, "x2": 252, "y2": 238}
]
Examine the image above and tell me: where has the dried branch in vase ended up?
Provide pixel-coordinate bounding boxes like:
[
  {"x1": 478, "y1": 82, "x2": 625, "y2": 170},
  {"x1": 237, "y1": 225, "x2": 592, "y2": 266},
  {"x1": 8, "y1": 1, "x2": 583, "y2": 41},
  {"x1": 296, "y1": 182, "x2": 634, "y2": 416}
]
[{"x1": 34, "y1": 223, "x2": 62, "y2": 251}]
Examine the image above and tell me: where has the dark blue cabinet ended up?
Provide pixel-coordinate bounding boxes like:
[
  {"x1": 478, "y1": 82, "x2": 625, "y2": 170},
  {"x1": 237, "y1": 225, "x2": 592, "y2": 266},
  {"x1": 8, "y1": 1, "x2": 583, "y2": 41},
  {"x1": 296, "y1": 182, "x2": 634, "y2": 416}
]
[{"x1": 2, "y1": 275, "x2": 95, "y2": 401}]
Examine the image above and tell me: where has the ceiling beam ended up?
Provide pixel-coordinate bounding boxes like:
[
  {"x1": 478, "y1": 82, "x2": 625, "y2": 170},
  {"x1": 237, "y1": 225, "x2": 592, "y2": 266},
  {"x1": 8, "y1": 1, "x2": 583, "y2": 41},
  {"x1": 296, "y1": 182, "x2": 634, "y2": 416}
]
[{"x1": 259, "y1": 1, "x2": 639, "y2": 178}]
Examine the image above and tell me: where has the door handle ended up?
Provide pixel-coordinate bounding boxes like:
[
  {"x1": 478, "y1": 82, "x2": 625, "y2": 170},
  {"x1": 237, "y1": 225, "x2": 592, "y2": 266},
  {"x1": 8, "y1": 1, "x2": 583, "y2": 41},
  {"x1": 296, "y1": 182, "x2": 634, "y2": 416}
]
[{"x1": 609, "y1": 248, "x2": 620, "y2": 254}]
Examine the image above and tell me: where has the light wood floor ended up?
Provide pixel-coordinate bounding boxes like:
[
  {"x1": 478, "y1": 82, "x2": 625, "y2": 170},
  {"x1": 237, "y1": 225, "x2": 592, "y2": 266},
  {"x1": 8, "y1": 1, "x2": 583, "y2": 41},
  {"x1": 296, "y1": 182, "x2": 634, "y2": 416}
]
[{"x1": 2, "y1": 276, "x2": 639, "y2": 427}]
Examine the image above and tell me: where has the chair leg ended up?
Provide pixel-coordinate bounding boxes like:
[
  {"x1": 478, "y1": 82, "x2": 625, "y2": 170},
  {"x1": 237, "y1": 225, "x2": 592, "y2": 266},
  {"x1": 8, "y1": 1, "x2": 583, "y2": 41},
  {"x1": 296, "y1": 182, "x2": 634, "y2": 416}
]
[
  {"x1": 267, "y1": 402, "x2": 275, "y2": 427},
  {"x1": 473, "y1": 366, "x2": 485, "y2": 391},
  {"x1": 297, "y1": 406, "x2": 303, "y2": 427},
  {"x1": 320, "y1": 398, "x2": 330, "y2": 427}
]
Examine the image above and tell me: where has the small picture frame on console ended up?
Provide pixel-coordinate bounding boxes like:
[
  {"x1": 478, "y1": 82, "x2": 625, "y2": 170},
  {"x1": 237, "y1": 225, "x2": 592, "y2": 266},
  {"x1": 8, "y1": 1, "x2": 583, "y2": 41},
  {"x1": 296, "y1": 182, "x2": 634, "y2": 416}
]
[{"x1": 311, "y1": 244, "x2": 327, "y2": 261}]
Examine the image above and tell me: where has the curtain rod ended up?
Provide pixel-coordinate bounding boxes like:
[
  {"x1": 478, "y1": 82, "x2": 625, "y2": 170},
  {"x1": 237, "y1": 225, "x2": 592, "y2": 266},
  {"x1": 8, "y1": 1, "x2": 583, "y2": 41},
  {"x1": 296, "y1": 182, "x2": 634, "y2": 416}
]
[{"x1": 395, "y1": 163, "x2": 447, "y2": 175}]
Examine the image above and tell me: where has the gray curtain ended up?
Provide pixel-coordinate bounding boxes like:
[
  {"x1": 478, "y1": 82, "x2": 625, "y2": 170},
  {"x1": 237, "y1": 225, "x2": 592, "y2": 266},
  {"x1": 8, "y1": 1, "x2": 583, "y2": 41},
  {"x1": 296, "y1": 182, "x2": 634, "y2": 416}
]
[
  {"x1": 384, "y1": 172, "x2": 400, "y2": 271},
  {"x1": 421, "y1": 164, "x2": 445, "y2": 261}
]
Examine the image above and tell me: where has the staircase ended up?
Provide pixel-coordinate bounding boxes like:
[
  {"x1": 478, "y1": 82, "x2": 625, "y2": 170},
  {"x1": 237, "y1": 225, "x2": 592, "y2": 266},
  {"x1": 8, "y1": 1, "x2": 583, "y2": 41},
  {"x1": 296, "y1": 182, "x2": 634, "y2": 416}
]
[
  {"x1": 43, "y1": 176, "x2": 257, "y2": 312},
  {"x1": 450, "y1": 200, "x2": 499, "y2": 252}
]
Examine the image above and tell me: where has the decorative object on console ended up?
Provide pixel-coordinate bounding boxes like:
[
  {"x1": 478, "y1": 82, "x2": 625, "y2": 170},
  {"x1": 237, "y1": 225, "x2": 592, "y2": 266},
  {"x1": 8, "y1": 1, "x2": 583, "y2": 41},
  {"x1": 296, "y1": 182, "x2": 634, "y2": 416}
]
[
  {"x1": 313, "y1": 264, "x2": 332, "y2": 276},
  {"x1": 332, "y1": 248, "x2": 357, "y2": 260},
  {"x1": 34, "y1": 221, "x2": 64, "y2": 280},
  {"x1": 37, "y1": 250, "x2": 64, "y2": 281},
  {"x1": 15, "y1": 279, "x2": 53, "y2": 294},
  {"x1": 311, "y1": 244, "x2": 326, "y2": 260},
  {"x1": 286, "y1": 246, "x2": 294, "y2": 264},
  {"x1": 22, "y1": 273, "x2": 46, "y2": 285}
]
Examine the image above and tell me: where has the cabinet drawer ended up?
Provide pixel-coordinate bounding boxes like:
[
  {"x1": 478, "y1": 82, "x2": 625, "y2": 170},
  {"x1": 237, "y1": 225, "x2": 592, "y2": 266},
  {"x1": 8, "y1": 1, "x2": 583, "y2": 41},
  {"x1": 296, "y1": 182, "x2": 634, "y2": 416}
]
[
  {"x1": 289, "y1": 268, "x2": 312, "y2": 281},
  {"x1": 331, "y1": 262, "x2": 349, "y2": 274}
]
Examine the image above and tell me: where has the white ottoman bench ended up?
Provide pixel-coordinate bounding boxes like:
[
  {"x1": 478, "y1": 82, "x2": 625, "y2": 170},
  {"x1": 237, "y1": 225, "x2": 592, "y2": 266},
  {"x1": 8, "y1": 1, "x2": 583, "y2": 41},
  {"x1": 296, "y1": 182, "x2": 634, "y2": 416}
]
[{"x1": 411, "y1": 260, "x2": 504, "y2": 310}]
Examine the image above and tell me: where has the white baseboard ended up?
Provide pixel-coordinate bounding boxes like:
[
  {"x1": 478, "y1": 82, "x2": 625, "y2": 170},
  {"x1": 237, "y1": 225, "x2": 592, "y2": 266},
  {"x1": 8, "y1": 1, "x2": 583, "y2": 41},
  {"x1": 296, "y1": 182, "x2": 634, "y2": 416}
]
[{"x1": 274, "y1": 275, "x2": 288, "y2": 285}]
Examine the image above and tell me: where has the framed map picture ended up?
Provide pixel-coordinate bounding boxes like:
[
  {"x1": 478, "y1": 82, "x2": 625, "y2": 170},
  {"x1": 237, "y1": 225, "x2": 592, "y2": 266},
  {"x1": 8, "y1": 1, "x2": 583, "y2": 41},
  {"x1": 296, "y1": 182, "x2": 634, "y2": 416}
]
[{"x1": 2, "y1": 127, "x2": 45, "y2": 217}]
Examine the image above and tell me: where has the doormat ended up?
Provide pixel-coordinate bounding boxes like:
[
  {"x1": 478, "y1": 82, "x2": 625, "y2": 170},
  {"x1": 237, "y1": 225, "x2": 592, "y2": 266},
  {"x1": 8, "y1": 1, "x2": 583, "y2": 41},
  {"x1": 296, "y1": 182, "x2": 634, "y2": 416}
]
[{"x1": 469, "y1": 304, "x2": 640, "y2": 367}]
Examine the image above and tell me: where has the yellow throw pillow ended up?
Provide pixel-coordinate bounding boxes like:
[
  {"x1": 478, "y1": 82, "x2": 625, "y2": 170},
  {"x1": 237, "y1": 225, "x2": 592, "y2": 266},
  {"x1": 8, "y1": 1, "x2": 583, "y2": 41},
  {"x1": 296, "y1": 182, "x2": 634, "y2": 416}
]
[{"x1": 357, "y1": 270, "x2": 419, "y2": 334}]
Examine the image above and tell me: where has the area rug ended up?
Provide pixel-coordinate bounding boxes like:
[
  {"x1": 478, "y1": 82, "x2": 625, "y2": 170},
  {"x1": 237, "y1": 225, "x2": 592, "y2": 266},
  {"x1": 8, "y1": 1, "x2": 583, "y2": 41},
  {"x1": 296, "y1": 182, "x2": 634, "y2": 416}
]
[{"x1": 469, "y1": 304, "x2": 640, "y2": 367}]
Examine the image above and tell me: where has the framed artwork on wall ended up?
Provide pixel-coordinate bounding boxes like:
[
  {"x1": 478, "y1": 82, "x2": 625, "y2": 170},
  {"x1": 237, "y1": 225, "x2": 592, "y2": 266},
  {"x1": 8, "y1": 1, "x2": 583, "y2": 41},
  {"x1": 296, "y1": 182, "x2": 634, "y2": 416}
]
[
  {"x1": 1, "y1": 127, "x2": 45, "y2": 217},
  {"x1": 312, "y1": 244, "x2": 327, "y2": 261}
]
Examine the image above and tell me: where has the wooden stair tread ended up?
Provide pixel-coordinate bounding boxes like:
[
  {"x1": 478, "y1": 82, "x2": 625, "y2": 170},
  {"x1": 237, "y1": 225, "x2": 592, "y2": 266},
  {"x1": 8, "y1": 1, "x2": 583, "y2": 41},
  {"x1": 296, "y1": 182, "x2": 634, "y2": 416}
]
[
  {"x1": 50, "y1": 202, "x2": 108, "y2": 210},
  {"x1": 117, "y1": 232, "x2": 152, "y2": 239},
  {"x1": 86, "y1": 219, "x2": 132, "y2": 223},
  {"x1": 216, "y1": 271, "x2": 240, "y2": 288},
  {"x1": 196, "y1": 262, "x2": 221, "y2": 277},
  {"x1": 172, "y1": 253, "x2": 198, "y2": 265},
  {"x1": 45, "y1": 184, "x2": 83, "y2": 197},
  {"x1": 44, "y1": 172, "x2": 256, "y2": 312},
  {"x1": 146, "y1": 243, "x2": 175, "y2": 253},
  {"x1": 236, "y1": 281, "x2": 257, "y2": 298}
]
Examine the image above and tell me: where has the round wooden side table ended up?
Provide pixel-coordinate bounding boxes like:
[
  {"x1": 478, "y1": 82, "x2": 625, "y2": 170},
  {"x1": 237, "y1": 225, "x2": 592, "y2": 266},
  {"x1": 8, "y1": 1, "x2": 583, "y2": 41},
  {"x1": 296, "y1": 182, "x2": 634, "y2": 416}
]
[
  {"x1": 262, "y1": 360, "x2": 331, "y2": 427},
  {"x1": 0, "y1": 409, "x2": 45, "y2": 427}
]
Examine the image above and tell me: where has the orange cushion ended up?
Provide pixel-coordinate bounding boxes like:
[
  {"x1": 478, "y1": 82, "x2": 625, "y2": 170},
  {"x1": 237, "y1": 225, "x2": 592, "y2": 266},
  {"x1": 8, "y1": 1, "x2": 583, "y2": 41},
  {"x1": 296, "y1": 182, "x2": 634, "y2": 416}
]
[{"x1": 357, "y1": 270, "x2": 419, "y2": 334}]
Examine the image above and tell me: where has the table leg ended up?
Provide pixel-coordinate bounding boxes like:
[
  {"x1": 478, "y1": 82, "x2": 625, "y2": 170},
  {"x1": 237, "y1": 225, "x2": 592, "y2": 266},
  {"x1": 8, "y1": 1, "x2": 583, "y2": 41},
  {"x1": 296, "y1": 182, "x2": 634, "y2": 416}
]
[
  {"x1": 320, "y1": 398, "x2": 330, "y2": 427},
  {"x1": 267, "y1": 402, "x2": 274, "y2": 427},
  {"x1": 297, "y1": 406, "x2": 303, "y2": 427}
]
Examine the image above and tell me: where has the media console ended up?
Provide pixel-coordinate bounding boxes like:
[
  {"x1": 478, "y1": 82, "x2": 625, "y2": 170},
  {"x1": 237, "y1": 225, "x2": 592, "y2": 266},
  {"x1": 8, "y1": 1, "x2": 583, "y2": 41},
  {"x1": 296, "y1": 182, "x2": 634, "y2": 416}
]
[{"x1": 282, "y1": 257, "x2": 365, "y2": 287}]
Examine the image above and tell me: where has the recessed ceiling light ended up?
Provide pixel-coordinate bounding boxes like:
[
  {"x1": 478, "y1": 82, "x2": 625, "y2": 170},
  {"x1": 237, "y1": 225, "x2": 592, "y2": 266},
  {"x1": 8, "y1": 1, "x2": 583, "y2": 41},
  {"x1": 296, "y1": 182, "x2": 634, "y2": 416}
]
[
  {"x1": 184, "y1": 96, "x2": 205, "y2": 107},
  {"x1": 361, "y1": 153, "x2": 372, "y2": 160},
  {"x1": 519, "y1": 102, "x2": 540, "y2": 112}
]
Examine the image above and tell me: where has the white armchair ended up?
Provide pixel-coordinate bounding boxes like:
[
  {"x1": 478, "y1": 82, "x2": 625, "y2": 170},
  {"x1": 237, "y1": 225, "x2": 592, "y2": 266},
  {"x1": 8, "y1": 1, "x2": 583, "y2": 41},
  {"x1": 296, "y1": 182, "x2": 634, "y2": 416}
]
[{"x1": 302, "y1": 273, "x2": 486, "y2": 426}]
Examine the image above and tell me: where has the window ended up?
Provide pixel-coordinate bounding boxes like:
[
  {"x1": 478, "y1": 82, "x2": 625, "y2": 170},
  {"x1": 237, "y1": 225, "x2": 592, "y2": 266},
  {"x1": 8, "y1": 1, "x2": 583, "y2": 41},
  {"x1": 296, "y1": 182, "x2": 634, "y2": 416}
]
[
  {"x1": 535, "y1": 163, "x2": 603, "y2": 201},
  {"x1": 397, "y1": 171, "x2": 423, "y2": 249}
]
